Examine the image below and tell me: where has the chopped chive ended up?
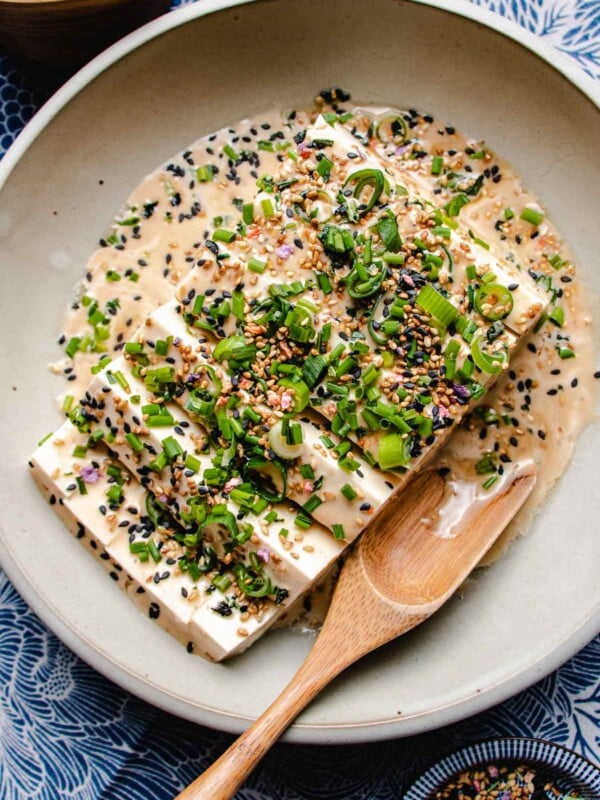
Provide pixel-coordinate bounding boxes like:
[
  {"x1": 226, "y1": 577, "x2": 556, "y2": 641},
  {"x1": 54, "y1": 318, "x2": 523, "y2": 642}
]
[
  {"x1": 223, "y1": 144, "x2": 239, "y2": 161},
  {"x1": 482, "y1": 475, "x2": 499, "y2": 490},
  {"x1": 431, "y1": 155, "x2": 443, "y2": 175},
  {"x1": 65, "y1": 337, "x2": 81, "y2": 358},
  {"x1": 332, "y1": 523, "x2": 346, "y2": 540},
  {"x1": 105, "y1": 270, "x2": 121, "y2": 282},
  {"x1": 125, "y1": 432, "x2": 144, "y2": 452},
  {"x1": 242, "y1": 203, "x2": 254, "y2": 224},
  {"x1": 340, "y1": 484, "x2": 357, "y2": 501},
  {"x1": 213, "y1": 229, "x2": 237, "y2": 244}
]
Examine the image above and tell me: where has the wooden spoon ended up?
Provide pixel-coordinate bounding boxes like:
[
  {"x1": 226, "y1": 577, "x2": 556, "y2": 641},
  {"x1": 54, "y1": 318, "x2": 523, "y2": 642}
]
[{"x1": 175, "y1": 466, "x2": 536, "y2": 800}]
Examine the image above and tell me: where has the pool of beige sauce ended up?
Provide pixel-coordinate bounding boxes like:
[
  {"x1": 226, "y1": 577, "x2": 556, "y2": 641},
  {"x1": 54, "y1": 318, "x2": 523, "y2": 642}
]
[{"x1": 52, "y1": 104, "x2": 597, "y2": 632}]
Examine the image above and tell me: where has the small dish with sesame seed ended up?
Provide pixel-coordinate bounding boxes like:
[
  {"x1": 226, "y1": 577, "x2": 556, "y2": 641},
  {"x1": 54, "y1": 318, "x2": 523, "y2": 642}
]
[{"x1": 404, "y1": 738, "x2": 600, "y2": 799}]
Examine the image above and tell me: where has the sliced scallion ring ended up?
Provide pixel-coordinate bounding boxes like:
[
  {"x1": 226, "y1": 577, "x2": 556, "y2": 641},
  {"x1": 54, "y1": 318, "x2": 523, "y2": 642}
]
[
  {"x1": 474, "y1": 283, "x2": 514, "y2": 321},
  {"x1": 377, "y1": 432, "x2": 412, "y2": 470},
  {"x1": 277, "y1": 378, "x2": 310, "y2": 412},
  {"x1": 415, "y1": 284, "x2": 459, "y2": 328},
  {"x1": 375, "y1": 111, "x2": 408, "y2": 145},
  {"x1": 268, "y1": 420, "x2": 304, "y2": 460}
]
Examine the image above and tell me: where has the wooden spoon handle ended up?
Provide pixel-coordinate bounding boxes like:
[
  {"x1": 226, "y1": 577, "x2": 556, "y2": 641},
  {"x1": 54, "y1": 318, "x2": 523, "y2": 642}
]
[
  {"x1": 174, "y1": 594, "x2": 427, "y2": 800},
  {"x1": 173, "y1": 636, "x2": 347, "y2": 800}
]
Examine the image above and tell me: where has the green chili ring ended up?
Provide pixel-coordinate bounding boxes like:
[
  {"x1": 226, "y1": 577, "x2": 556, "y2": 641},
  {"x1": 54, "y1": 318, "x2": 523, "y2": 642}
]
[
  {"x1": 343, "y1": 168, "x2": 385, "y2": 217},
  {"x1": 471, "y1": 335, "x2": 508, "y2": 375},
  {"x1": 375, "y1": 111, "x2": 408, "y2": 145},
  {"x1": 367, "y1": 293, "x2": 391, "y2": 346},
  {"x1": 474, "y1": 283, "x2": 514, "y2": 321},
  {"x1": 347, "y1": 263, "x2": 386, "y2": 300},
  {"x1": 242, "y1": 456, "x2": 288, "y2": 503}
]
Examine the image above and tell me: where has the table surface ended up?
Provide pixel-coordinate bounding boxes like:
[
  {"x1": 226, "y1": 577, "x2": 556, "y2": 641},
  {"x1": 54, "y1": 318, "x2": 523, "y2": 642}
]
[{"x1": 1, "y1": 1, "x2": 599, "y2": 797}]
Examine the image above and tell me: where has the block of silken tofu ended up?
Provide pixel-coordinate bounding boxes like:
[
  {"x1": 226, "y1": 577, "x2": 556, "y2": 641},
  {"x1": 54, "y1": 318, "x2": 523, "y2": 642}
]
[
  {"x1": 30, "y1": 420, "x2": 343, "y2": 660},
  {"x1": 30, "y1": 429, "x2": 215, "y2": 639}
]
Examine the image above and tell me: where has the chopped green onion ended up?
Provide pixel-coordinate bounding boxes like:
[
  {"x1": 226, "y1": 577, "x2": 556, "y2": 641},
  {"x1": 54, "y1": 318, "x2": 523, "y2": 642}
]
[
  {"x1": 316, "y1": 156, "x2": 334, "y2": 180},
  {"x1": 65, "y1": 337, "x2": 81, "y2": 358},
  {"x1": 248, "y1": 257, "x2": 267, "y2": 274},
  {"x1": 416, "y1": 284, "x2": 459, "y2": 327},
  {"x1": 163, "y1": 436, "x2": 183, "y2": 462},
  {"x1": 482, "y1": 475, "x2": 499, "y2": 490},
  {"x1": 520, "y1": 206, "x2": 544, "y2": 226},
  {"x1": 125, "y1": 432, "x2": 144, "y2": 452},
  {"x1": 196, "y1": 165, "x2": 215, "y2": 182},
  {"x1": 213, "y1": 229, "x2": 237, "y2": 244},
  {"x1": 223, "y1": 144, "x2": 239, "y2": 162},
  {"x1": 548, "y1": 306, "x2": 565, "y2": 327},
  {"x1": 377, "y1": 433, "x2": 411, "y2": 470},
  {"x1": 558, "y1": 346, "x2": 575, "y2": 359}
]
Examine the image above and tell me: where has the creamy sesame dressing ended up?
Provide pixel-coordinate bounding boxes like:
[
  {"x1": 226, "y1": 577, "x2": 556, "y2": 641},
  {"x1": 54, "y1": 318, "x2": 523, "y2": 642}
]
[{"x1": 35, "y1": 91, "x2": 596, "y2": 652}]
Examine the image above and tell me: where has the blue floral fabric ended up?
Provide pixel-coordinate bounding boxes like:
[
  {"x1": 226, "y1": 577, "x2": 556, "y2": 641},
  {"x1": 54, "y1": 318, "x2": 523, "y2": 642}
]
[{"x1": 1, "y1": 2, "x2": 599, "y2": 798}]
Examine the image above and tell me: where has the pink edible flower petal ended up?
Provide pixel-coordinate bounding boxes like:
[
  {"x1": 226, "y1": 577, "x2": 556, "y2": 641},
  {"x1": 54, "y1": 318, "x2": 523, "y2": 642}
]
[
  {"x1": 275, "y1": 244, "x2": 295, "y2": 260},
  {"x1": 80, "y1": 465, "x2": 99, "y2": 484},
  {"x1": 280, "y1": 391, "x2": 293, "y2": 411},
  {"x1": 303, "y1": 480, "x2": 314, "y2": 495},
  {"x1": 256, "y1": 547, "x2": 271, "y2": 563},
  {"x1": 224, "y1": 477, "x2": 242, "y2": 493}
]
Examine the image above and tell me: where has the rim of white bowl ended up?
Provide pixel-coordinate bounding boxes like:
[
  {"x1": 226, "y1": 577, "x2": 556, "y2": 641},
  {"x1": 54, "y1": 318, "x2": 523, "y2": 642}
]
[{"x1": 0, "y1": 0, "x2": 598, "y2": 742}]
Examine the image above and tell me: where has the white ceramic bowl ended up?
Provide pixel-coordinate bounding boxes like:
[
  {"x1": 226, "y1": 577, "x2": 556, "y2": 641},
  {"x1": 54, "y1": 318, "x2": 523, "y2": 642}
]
[{"x1": 0, "y1": 0, "x2": 598, "y2": 743}]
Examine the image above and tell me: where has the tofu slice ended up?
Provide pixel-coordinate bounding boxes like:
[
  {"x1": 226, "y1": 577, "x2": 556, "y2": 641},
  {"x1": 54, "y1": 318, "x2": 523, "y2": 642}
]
[
  {"x1": 30, "y1": 421, "x2": 342, "y2": 660},
  {"x1": 125, "y1": 304, "x2": 400, "y2": 537}
]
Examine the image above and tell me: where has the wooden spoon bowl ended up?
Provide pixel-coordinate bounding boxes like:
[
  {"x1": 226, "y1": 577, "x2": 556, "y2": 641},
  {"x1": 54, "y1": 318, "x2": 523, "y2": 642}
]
[
  {"x1": 0, "y1": 0, "x2": 171, "y2": 65},
  {"x1": 176, "y1": 466, "x2": 537, "y2": 800}
]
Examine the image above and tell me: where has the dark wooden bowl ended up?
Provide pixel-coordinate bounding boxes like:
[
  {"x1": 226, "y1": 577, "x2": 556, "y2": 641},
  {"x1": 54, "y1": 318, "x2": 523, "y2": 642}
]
[{"x1": 0, "y1": 0, "x2": 172, "y2": 65}]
